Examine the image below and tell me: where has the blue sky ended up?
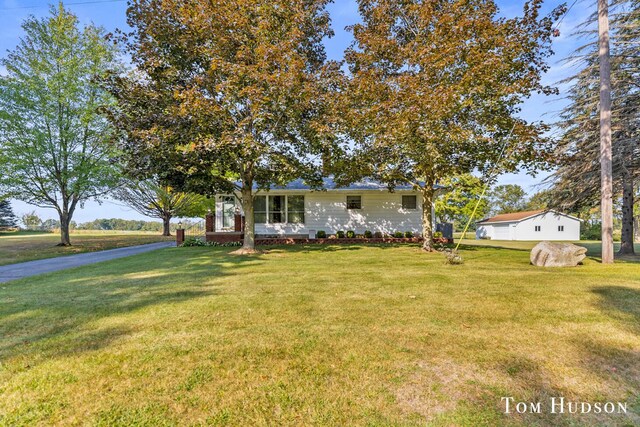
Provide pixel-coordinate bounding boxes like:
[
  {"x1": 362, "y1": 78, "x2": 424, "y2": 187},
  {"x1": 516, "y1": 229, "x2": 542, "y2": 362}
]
[{"x1": 1, "y1": 0, "x2": 593, "y2": 223}]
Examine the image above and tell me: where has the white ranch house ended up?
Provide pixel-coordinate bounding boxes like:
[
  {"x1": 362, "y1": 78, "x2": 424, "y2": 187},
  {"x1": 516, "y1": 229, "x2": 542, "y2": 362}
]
[
  {"x1": 475, "y1": 210, "x2": 582, "y2": 241},
  {"x1": 212, "y1": 178, "x2": 445, "y2": 239}
]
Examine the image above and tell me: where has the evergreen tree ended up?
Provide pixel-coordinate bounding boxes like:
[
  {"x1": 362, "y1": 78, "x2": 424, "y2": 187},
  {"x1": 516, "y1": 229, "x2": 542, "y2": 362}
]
[
  {"x1": 549, "y1": 0, "x2": 640, "y2": 254},
  {"x1": 0, "y1": 200, "x2": 18, "y2": 229}
]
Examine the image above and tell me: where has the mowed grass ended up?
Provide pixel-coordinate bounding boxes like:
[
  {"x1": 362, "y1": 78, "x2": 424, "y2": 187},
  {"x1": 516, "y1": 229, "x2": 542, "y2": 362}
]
[
  {"x1": 0, "y1": 244, "x2": 639, "y2": 426},
  {"x1": 0, "y1": 231, "x2": 172, "y2": 266},
  {"x1": 457, "y1": 238, "x2": 640, "y2": 263}
]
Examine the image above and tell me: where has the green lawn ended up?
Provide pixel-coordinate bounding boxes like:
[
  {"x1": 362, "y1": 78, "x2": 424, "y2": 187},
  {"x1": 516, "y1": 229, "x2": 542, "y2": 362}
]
[
  {"x1": 0, "y1": 231, "x2": 173, "y2": 266},
  {"x1": 1, "y1": 244, "x2": 638, "y2": 426},
  {"x1": 457, "y1": 238, "x2": 640, "y2": 263}
]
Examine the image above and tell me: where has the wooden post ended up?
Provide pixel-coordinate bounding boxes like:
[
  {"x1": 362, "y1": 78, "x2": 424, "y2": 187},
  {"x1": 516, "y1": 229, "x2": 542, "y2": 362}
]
[
  {"x1": 176, "y1": 229, "x2": 185, "y2": 246},
  {"x1": 598, "y1": 0, "x2": 614, "y2": 264}
]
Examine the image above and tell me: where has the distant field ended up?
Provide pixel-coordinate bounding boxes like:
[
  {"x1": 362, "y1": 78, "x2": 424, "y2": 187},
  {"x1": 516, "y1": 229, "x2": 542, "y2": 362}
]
[{"x1": 0, "y1": 231, "x2": 173, "y2": 266}]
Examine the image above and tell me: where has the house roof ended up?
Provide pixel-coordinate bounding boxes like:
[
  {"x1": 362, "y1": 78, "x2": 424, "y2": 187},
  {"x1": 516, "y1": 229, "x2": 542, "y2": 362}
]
[
  {"x1": 477, "y1": 209, "x2": 582, "y2": 224},
  {"x1": 246, "y1": 177, "x2": 446, "y2": 192}
]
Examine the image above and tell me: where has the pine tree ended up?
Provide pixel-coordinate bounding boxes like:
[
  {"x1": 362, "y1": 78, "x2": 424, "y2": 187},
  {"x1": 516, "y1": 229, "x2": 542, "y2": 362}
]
[
  {"x1": 549, "y1": 0, "x2": 640, "y2": 254},
  {"x1": 0, "y1": 200, "x2": 18, "y2": 229}
]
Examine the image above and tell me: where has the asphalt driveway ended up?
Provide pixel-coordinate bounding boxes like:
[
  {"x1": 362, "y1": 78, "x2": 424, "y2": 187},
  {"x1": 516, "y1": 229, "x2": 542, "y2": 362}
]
[{"x1": 0, "y1": 241, "x2": 175, "y2": 283}]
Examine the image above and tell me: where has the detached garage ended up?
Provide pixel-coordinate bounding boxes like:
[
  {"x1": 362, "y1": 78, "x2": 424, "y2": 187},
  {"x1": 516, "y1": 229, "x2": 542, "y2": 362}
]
[{"x1": 476, "y1": 210, "x2": 582, "y2": 241}]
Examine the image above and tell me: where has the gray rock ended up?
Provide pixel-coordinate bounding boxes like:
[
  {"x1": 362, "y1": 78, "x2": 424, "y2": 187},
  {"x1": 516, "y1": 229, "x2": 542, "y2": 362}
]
[{"x1": 530, "y1": 241, "x2": 587, "y2": 267}]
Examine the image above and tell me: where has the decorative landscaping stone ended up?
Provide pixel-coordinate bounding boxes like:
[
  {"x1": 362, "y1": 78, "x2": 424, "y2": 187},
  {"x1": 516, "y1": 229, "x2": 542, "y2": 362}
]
[{"x1": 530, "y1": 241, "x2": 587, "y2": 267}]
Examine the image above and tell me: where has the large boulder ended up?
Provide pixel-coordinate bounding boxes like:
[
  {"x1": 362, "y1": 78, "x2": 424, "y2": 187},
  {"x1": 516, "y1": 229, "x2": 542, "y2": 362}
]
[{"x1": 530, "y1": 241, "x2": 587, "y2": 267}]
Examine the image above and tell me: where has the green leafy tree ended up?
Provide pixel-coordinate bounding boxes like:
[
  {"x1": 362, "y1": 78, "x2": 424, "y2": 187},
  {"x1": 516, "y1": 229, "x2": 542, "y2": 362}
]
[
  {"x1": 21, "y1": 211, "x2": 42, "y2": 230},
  {"x1": 525, "y1": 190, "x2": 552, "y2": 211},
  {"x1": 115, "y1": 178, "x2": 207, "y2": 236},
  {"x1": 102, "y1": 0, "x2": 342, "y2": 253},
  {"x1": 42, "y1": 219, "x2": 62, "y2": 230},
  {"x1": 0, "y1": 200, "x2": 18, "y2": 229},
  {"x1": 342, "y1": 0, "x2": 563, "y2": 250},
  {"x1": 435, "y1": 174, "x2": 489, "y2": 230},
  {"x1": 0, "y1": 4, "x2": 121, "y2": 246},
  {"x1": 489, "y1": 184, "x2": 528, "y2": 215}
]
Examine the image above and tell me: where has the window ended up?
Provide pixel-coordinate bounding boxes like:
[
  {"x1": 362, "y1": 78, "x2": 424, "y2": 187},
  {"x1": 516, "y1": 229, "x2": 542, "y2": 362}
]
[
  {"x1": 254, "y1": 196, "x2": 267, "y2": 224},
  {"x1": 402, "y1": 195, "x2": 417, "y2": 210},
  {"x1": 346, "y1": 195, "x2": 362, "y2": 210},
  {"x1": 558, "y1": 225, "x2": 564, "y2": 232},
  {"x1": 269, "y1": 195, "x2": 285, "y2": 223},
  {"x1": 287, "y1": 195, "x2": 305, "y2": 223},
  {"x1": 535, "y1": 226, "x2": 541, "y2": 232}
]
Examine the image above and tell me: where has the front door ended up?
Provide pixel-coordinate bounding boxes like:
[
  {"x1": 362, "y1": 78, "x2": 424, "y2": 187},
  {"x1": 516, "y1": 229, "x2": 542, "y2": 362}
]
[{"x1": 222, "y1": 196, "x2": 236, "y2": 230}]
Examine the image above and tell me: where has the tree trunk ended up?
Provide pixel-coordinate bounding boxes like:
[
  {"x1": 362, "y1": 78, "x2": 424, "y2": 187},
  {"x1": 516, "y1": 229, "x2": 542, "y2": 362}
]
[
  {"x1": 240, "y1": 185, "x2": 256, "y2": 252},
  {"x1": 162, "y1": 213, "x2": 172, "y2": 236},
  {"x1": 618, "y1": 177, "x2": 635, "y2": 255},
  {"x1": 59, "y1": 212, "x2": 71, "y2": 246},
  {"x1": 598, "y1": 0, "x2": 614, "y2": 264},
  {"x1": 421, "y1": 184, "x2": 435, "y2": 252}
]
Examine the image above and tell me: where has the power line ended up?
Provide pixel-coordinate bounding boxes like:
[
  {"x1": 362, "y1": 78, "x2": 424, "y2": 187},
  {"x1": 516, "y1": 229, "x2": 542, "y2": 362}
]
[{"x1": 0, "y1": 0, "x2": 127, "y2": 11}]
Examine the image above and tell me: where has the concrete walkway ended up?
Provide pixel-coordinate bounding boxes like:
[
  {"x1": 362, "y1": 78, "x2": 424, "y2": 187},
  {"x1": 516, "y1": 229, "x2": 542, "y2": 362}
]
[{"x1": 0, "y1": 242, "x2": 175, "y2": 284}]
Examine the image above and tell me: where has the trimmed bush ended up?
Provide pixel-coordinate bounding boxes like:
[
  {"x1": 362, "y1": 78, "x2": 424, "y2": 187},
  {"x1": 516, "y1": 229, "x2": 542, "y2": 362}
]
[
  {"x1": 393, "y1": 231, "x2": 404, "y2": 238},
  {"x1": 346, "y1": 230, "x2": 356, "y2": 238},
  {"x1": 182, "y1": 238, "x2": 242, "y2": 247},
  {"x1": 316, "y1": 230, "x2": 327, "y2": 239},
  {"x1": 404, "y1": 231, "x2": 413, "y2": 238},
  {"x1": 336, "y1": 230, "x2": 345, "y2": 238},
  {"x1": 364, "y1": 230, "x2": 373, "y2": 238}
]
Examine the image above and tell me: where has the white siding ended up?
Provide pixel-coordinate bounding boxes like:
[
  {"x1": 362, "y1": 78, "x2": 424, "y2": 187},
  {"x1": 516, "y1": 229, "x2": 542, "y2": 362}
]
[
  {"x1": 216, "y1": 191, "x2": 424, "y2": 236},
  {"x1": 514, "y1": 213, "x2": 581, "y2": 241},
  {"x1": 475, "y1": 225, "x2": 493, "y2": 239},
  {"x1": 476, "y1": 212, "x2": 581, "y2": 241}
]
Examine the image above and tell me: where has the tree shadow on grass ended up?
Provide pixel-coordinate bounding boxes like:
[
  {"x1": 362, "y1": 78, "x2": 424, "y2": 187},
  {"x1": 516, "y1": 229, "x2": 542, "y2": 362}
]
[
  {"x1": 592, "y1": 286, "x2": 640, "y2": 336},
  {"x1": 575, "y1": 286, "x2": 640, "y2": 422},
  {"x1": 0, "y1": 247, "x2": 262, "y2": 365}
]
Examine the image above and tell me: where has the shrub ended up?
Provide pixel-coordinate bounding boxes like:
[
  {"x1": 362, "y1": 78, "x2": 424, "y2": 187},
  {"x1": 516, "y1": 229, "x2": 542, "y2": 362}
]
[
  {"x1": 433, "y1": 231, "x2": 443, "y2": 239},
  {"x1": 316, "y1": 230, "x2": 327, "y2": 239},
  {"x1": 346, "y1": 230, "x2": 356, "y2": 238},
  {"x1": 336, "y1": 230, "x2": 345, "y2": 238},
  {"x1": 364, "y1": 230, "x2": 373, "y2": 238},
  {"x1": 373, "y1": 231, "x2": 383, "y2": 238},
  {"x1": 182, "y1": 238, "x2": 205, "y2": 246},
  {"x1": 181, "y1": 238, "x2": 242, "y2": 247},
  {"x1": 443, "y1": 249, "x2": 464, "y2": 265},
  {"x1": 393, "y1": 231, "x2": 404, "y2": 238},
  {"x1": 404, "y1": 231, "x2": 413, "y2": 238}
]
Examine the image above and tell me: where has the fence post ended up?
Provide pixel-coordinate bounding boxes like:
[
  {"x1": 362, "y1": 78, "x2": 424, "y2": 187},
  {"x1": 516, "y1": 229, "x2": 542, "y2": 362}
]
[{"x1": 176, "y1": 228, "x2": 185, "y2": 246}]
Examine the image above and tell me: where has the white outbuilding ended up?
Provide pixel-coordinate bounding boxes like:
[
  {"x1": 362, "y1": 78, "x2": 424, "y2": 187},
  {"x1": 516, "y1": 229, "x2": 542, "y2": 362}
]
[{"x1": 476, "y1": 210, "x2": 582, "y2": 241}]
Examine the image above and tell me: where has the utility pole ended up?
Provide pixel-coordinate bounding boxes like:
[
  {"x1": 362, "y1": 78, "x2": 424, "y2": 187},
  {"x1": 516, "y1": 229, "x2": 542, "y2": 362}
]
[{"x1": 598, "y1": 0, "x2": 614, "y2": 264}]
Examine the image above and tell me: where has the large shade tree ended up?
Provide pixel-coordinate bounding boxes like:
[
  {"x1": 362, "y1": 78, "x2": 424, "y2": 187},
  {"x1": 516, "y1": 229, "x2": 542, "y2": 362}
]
[
  {"x1": 342, "y1": 0, "x2": 563, "y2": 250},
  {"x1": 102, "y1": 0, "x2": 342, "y2": 253},
  {"x1": 0, "y1": 4, "x2": 121, "y2": 246}
]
